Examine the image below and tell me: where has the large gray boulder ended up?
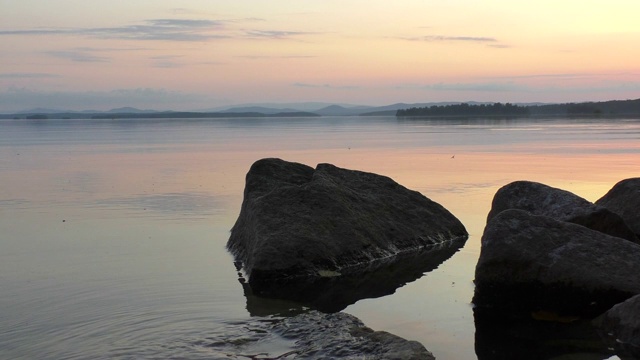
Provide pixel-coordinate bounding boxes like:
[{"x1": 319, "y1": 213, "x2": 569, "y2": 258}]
[
  {"x1": 593, "y1": 294, "x2": 640, "y2": 357},
  {"x1": 486, "y1": 180, "x2": 638, "y2": 243},
  {"x1": 474, "y1": 209, "x2": 640, "y2": 317},
  {"x1": 228, "y1": 158, "x2": 468, "y2": 286},
  {"x1": 596, "y1": 177, "x2": 640, "y2": 238}
]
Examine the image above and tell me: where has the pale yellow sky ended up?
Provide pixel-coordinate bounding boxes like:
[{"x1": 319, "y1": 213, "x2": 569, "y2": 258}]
[{"x1": 1, "y1": 0, "x2": 639, "y2": 111}]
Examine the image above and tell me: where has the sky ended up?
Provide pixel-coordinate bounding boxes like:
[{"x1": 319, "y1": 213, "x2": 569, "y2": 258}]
[{"x1": 1, "y1": 0, "x2": 640, "y2": 112}]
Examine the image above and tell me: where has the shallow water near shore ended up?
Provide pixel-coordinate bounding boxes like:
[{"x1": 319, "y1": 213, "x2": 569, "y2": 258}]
[{"x1": 1, "y1": 116, "x2": 639, "y2": 359}]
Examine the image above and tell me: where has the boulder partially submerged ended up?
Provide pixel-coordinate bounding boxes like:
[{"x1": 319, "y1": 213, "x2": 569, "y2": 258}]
[
  {"x1": 596, "y1": 177, "x2": 640, "y2": 238},
  {"x1": 475, "y1": 179, "x2": 640, "y2": 357},
  {"x1": 228, "y1": 158, "x2": 467, "y2": 288},
  {"x1": 593, "y1": 294, "x2": 640, "y2": 357},
  {"x1": 474, "y1": 209, "x2": 640, "y2": 317},
  {"x1": 486, "y1": 180, "x2": 638, "y2": 243}
]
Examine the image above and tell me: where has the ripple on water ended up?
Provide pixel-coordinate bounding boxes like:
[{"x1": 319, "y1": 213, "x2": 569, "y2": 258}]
[
  {"x1": 89, "y1": 192, "x2": 228, "y2": 221},
  {"x1": 1, "y1": 273, "x2": 299, "y2": 360},
  {"x1": 105, "y1": 317, "x2": 297, "y2": 360}
]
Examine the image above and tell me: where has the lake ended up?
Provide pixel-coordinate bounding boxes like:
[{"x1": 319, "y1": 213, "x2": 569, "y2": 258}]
[{"x1": 1, "y1": 116, "x2": 638, "y2": 359}]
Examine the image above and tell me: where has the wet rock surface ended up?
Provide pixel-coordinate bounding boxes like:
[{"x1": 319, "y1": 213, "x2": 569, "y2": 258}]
[
  {"x1": 486, "y1": 180, "x2": 638, "y2": 243},
  {"x1": 274, "y1": 311, "x2": 434, "y2": 360},
  {"x1": 475, "y1": 179, "x2": 640, "y2": 358},
  {"x1": 228, "y1": 158, "x2": 467, "y2": 285},
  {"x1": 474, "y1": 209, "x2": 640, "y2": 317},
  {"x1": 205, "y1": 311, "x2": 433, "y2": 360},
  {"x1": 596, "y1": 177, "x2": 640, "y2": 238},
  {"x1": 594, "y1": 294, "x2": 640, "y2": 358}
]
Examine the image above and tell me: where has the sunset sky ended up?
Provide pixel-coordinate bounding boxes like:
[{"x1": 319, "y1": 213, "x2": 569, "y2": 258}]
[{"x1": 2, "y1": 0, "x2": 640, "y2": 112}]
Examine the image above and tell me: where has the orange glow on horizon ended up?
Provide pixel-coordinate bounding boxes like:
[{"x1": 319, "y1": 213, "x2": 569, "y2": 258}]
[{"x1": 1, "y1": 1, "x2": 639, "y2": 110}]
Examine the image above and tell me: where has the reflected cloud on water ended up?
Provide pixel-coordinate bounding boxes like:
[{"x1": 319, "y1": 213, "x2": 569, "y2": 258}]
[{"x1": 3, "y1": 116, "x2": 640, "y2": 359}]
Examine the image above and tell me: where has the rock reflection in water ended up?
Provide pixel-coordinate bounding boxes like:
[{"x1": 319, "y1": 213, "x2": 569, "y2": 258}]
[
  {"x1": 239, "y1": 238, "x2": 466, "y2": 315},
  {"x1": 473, "y1": 307, "x2": 618, "y2": 360}
]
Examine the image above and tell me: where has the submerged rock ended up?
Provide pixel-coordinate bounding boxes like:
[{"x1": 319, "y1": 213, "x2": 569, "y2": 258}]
[
  {"x1": 228, "y1": 158, "x2": 467, "y2": 287},
  {"x1": 594, "y1": 294, "x2": 640, "y2": 357},
  {"x1": 474, "y1": 209, "x2": 640, "y2": 317},
  {"x1": 596, "y1": 177, "x2": 640, "y2": 238},
  {"x1": 486, "y1": 180, "x2": 638, "y2": 243},
  {"x1": 274, "y1": 311, "x2": 434, "y2": 360},
  {"x1": 206, "y1": 310, "x2": 434, "y2": 360}
]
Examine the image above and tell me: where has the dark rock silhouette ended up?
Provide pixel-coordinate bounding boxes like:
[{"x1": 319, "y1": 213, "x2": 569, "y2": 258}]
[
  {"x1": 228, "y1": 158, "x2": 467, "y2": 295},
  {"x1": 474, "y1": 308, "x2": 612, "y2": 360},
  {"x1": 486, "y1": 180, "x2": 638, "y2": 243},
  {"x1": 475, "y1": 180, "x2": 640, "y2": 359},
  {"x1": 593, "y1": 294, "x2": 640, "y2": 358},
  {"x1": 596, "y1": 177, "x2": 640, "y2": 238},
  {"x1": 474, "y1": 209, "x2": 640, "y2": 318}
]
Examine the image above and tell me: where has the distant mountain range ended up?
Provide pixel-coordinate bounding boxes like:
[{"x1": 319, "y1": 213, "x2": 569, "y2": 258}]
[
  {"x1": 2, "y1": 99, "x2": 639, "y2": 119},
  {"x1": 213, "y1": 102, "x2": 487, "y2": 116},
  {"x1": 1, "y1": 102, "x2": 466, "y2": 119}
]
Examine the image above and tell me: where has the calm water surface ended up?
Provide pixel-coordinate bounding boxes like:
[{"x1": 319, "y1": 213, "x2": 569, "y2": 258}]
[{"x1": 1, "y1": 116, "x2": 639, "y2": 359}]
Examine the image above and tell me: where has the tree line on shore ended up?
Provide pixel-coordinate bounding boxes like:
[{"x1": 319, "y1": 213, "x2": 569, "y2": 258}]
[{"x1": 396, "y1": 98, "x2": 640, "y2": 117}]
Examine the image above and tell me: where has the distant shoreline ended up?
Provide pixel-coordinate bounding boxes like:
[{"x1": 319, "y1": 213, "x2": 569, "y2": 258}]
[
  {"x1": 396, "y1": 98, "x2": 640, "y2": 118},
  {"x1": 2, "y1": 98, "x2": 640, "y2": 120},
  {"x1": 0, "y1": 111, "x2": 321, "y2": 120}
]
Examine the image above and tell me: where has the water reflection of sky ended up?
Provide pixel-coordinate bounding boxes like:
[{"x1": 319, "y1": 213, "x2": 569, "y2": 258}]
[
  {"x1": 92, "y1": 192, "x2": 227, "y2": 220},
  {"x1": 1, "y1": 116, "x2": 640, "y2": 360}
]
